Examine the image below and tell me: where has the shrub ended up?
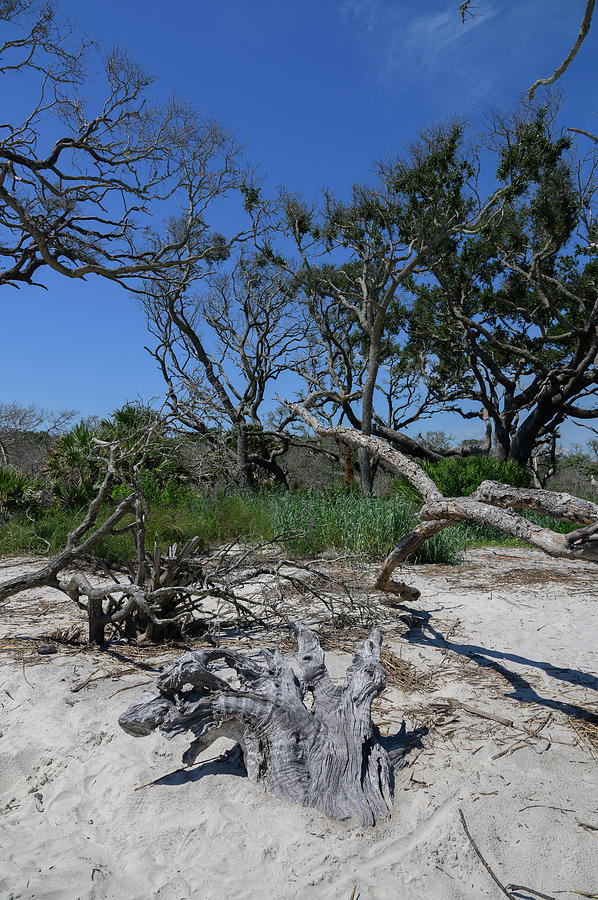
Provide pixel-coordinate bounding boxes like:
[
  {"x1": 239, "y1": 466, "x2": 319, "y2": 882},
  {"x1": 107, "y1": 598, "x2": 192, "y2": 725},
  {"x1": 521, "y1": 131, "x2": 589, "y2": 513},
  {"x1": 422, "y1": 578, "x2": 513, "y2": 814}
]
[
  {"x1": 0, "y1": 465, "x2": 38, "y2": 515},
  {"x1": 46, "y1": 421, "x2": 99, "y2": 507},
  {"x1": 47, "y1": 405, "x2": 192, "y2": 510},
  {"x1": 424, "y1": 455, "x2": 531, "y2": 497}
]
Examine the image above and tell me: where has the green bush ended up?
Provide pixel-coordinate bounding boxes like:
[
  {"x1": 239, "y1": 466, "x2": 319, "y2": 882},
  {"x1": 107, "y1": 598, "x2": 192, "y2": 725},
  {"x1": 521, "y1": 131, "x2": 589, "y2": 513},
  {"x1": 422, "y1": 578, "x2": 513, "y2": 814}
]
[
  {"x1": 0, "y1": 487, "x2": 463, "y2": 565},
  {"x1": 424, "y1": 455, "x2": 531, "y2": 497},
  {"x1": 46, "y1": 422, "x2": 99, "y2": 507},
  {"x1": 0, "y1": 465, "x2": 38, "y2": 515},
  {"x1": 2, "y1": 478, "x2": 573, "y2": 569},
  {"x1": 47, "y1": 405, "x2": 192, "y2": 511},
  {"x1": 258, "y1": 488, "x2": 462, "y2": 563}
]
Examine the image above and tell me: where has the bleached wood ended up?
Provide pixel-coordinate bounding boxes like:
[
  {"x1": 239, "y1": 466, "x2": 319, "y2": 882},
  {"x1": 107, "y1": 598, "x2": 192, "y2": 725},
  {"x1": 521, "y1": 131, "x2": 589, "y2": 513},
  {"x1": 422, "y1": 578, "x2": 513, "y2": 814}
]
[
  {"x1": 420, "y1": 498, "x2": 598, "y2": 563},
  {"x1": 119, "y1": 626, "x2": 396, "y2": 825},
  {"x1": 285, "y1": 402, "x2": 442, "y2": 502},
  {"x1": 285, "y1": 404, "x2": 598, "y2": 600},
  {"x1": 473, "y1": 480, "x2": 598, "y2": 525}
]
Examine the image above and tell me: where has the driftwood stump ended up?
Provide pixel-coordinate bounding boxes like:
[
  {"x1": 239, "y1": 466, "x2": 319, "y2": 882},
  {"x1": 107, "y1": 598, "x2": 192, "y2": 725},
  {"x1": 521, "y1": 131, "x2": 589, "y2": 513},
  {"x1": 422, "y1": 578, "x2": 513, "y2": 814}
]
[{"x1": 119, "y1": 626, "x2": 397, "y2": 825}]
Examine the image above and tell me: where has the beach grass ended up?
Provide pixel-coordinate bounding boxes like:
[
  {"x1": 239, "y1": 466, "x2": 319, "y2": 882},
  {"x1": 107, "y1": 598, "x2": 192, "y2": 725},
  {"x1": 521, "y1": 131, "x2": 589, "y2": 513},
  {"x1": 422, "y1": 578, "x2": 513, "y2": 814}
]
[{"x1": 0, "y1": 486, "x2": 576, "y2": 566}]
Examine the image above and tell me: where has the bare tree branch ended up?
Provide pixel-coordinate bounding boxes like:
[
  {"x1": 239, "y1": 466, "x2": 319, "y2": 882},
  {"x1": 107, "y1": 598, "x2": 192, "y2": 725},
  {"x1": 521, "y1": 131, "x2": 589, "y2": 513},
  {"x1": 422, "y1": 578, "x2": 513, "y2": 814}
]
[{"x1": 528, "y1": 0, "x2": 595, "y2": 100}]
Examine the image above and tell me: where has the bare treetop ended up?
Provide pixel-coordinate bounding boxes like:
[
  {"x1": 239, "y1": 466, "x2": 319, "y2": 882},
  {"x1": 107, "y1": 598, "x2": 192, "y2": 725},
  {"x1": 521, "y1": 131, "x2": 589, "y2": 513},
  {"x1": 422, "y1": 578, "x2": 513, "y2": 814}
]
[{"x1": 0, "y1": 2, "x2": 246, "y2": 292}]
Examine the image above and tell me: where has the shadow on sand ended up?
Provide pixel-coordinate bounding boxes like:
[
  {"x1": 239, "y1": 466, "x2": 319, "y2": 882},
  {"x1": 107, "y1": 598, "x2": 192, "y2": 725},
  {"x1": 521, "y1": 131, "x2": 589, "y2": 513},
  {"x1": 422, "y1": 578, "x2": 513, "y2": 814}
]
[{"x1": 395, "y1": 606, "x2": 598, "y2": 725}]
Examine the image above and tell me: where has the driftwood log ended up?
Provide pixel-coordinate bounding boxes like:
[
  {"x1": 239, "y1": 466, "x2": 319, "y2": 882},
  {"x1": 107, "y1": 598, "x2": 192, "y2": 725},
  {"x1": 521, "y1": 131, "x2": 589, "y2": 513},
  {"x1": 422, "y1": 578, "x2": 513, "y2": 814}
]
[
  {"x1": 119, "y1": 625, "x2": 399, "y2": 825},
  {"x1": 285, "y1": 403, "x2": 598, "y2": 603}
]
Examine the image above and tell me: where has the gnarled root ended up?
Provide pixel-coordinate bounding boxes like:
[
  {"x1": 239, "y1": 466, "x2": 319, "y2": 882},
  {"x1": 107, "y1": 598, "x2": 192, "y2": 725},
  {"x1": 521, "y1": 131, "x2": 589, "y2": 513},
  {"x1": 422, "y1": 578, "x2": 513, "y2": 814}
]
[{"x1": 119, "y1": 626, "x2": 396, "y2": 825}]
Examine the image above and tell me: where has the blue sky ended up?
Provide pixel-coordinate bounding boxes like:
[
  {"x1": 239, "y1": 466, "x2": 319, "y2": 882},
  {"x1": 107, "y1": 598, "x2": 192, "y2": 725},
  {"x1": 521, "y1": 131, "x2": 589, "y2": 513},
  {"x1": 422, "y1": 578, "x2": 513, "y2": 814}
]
[{"x1": 2, "y1": 0, "x2": 597, "y2": 443}]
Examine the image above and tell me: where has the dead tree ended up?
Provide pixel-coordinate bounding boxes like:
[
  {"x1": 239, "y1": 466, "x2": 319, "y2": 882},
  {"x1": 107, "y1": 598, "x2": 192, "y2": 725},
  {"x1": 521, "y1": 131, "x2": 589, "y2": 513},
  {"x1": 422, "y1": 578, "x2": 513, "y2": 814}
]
[
  {"x1": 144, "y1": 252, "x2": 307, "y2": 487},
  {"x1": 119, "y1": 625, "x2": 398, "y2": 825},
  {"x1": 287, "y1": 403, "x2": 598, "y2": 603},
  {"x1": 0, "y1": 403, "x2": 75, "y2": 470},
  {"x1": 1, "y1": 3, "x2": 246, "y2": 292}
]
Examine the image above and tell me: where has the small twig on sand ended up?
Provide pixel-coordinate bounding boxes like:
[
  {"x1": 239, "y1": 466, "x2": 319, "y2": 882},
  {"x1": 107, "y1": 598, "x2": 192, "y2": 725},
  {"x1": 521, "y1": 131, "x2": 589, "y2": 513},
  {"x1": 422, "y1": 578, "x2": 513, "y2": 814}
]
[
  {"x1": 71, "y1": 666, "x2": 138, "y2": 693},
  {"x1": 349, "y1": 886, "x2": 358, "y2": 900},
  {"x1": 576, "y1": 819, "x2": 598, "y2": 837},
  {"x1": 506, "y1": 884, "x2": 555, "y2": 900},
  {"x1": 71, "y1": 667, "x2": 106, "y2": 692},
  {"x1": 134, "y1": 754, "x2": 223, "y2": 791},
  {"x1": 21, "y1": 657, "x2": 33, "y2": 688},
  {"x1": 491, "y1": 742, "x2": 529, "y2": 760},
  {"x1": 434, "y1": 698, "x2": 513, "y2": 728},
  {"x1": 458, "y1": 808, "x2": 511, "y2": 898},
  {"x1": 519, "y1": 805, "x2": 575, "y2": 813},
  {"x1": 108, "y1": 679, "x2": 153, "y2": 698}
]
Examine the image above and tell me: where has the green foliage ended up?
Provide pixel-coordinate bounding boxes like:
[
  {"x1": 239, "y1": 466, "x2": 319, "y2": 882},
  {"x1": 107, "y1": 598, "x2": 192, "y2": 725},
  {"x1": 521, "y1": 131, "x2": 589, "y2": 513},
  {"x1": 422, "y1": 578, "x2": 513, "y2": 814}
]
[
  {"x1": 423, "y1": 455, "x2": 532, "y2": 497},
  {"x1": 389, "y1": 477, "x2": 425, "y2": 506},
  {"x1": 402, "y1": 110, "x2": 594, "y2": 467},
  {"x1": 0, "y1": 487, "x2": 459, "y2": 565},
  {"x1": 0, "y1": 506, "x2": 86, "y2": 555},
  {"x1": 0, "y1": 465, "x2": 38, "y2": 515},
  {"x1": 240, "y1": 181, "x2": 261, "y2": 213},
  {"x1": 391, "y1": 455, "x2": 531, "y2": 503},
  {"x1": 392, "y1": 122, "x2": 475, "y2": 241},
  {"x1": 0, "y1": 482, "x2": 578, "y2": 568},
  {"x1": 46, "y1": 421, "x2": 99, "y2": 507},
  {"x1": 46, "y1": 404, "x2": 190, "y2": 509},
  {"x1": 262, "y1": 487, "x2": 462, "y2": 562},
  {"x1": 496, "y1": 109, "x2": 571, "y2": 191}
]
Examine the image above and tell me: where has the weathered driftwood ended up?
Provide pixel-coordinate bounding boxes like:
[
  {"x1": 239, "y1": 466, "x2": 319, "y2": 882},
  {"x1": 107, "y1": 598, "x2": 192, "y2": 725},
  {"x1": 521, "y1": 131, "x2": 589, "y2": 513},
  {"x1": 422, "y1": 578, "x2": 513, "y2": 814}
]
[
  {"x1": 472, "y1": 480, "x2": 598, "y2": 525},
  {"x1": 285, "y1": 404, "x2": 598, "y2": 600},
  {"x1": 420, "y1": 497, "x2": 598, "y2": 562},
  {"x1": 119, "y1": 625, "x2": 398, "y2": 825},
  {"x1": 0, "y1": 442, "x2": 138, "y2": 642},
  {"x1": 0, "y1": 488, "x2": 371, "y2": 642}
]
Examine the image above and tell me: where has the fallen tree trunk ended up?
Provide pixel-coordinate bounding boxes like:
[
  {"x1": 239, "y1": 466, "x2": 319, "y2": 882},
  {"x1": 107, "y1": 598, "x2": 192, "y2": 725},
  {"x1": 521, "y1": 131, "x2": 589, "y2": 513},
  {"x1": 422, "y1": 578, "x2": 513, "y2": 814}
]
[
  {"x1": 420, "y1": 498, "x2": 598, "y2": 562},
  {"x1": 472, "y1": 480, "x2": 598, "y2": 525},
  {"x1": 119, "y1": 625, "x2": 397, "y2": 825},
  {"x1": 285, "y1": 403, "x2": 598, "y2": 601},
  {"x1": 284, "y1": 403, "x2": 442, "y2": 502}
]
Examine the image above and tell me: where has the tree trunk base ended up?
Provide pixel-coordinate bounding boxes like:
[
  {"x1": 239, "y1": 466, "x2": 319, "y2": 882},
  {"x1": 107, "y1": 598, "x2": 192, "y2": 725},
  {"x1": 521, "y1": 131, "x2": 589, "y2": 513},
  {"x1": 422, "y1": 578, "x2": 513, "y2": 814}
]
[{"x1": 119, "y1": 626, "x2": 399, "y2": 825}]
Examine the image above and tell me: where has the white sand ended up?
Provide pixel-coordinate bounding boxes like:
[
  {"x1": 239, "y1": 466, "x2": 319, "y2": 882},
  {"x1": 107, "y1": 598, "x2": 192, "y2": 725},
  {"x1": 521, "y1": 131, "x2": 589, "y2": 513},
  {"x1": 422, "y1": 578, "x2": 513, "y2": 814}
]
[{"x1": 1, "y1": 549, "x2": 597, "y2": 899}]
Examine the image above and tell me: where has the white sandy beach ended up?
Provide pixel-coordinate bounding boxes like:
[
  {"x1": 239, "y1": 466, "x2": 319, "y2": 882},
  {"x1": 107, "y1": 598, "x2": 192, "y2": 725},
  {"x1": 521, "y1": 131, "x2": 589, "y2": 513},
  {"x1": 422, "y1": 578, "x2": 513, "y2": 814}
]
[{"x1": 1, "y1": 548, "x2": 597, "y2": 900}]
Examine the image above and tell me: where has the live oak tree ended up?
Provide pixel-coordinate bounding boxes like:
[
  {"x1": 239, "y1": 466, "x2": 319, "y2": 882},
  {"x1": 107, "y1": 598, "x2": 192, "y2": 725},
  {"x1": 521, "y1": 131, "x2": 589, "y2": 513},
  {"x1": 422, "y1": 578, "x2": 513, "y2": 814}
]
[
  {"x1": 407, "y1": 109, "x2": 598, "y2": 467},
  {"x1": 280, "y1": 123, "x2": 507, "y2": 495},
  {"x1": 0, "y1": 1, "x2": 244, "y2": 293}
]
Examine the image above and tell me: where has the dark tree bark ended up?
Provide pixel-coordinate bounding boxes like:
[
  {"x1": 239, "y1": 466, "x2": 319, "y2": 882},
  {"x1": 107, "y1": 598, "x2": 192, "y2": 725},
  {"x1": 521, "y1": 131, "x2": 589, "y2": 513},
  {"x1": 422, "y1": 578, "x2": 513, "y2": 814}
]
[
  {"x1": 0, "y1": 5, "x2": 245, "y2": 292},
  {"x1": 236, "y1": 424, "x2": 251, "y2": 487}
]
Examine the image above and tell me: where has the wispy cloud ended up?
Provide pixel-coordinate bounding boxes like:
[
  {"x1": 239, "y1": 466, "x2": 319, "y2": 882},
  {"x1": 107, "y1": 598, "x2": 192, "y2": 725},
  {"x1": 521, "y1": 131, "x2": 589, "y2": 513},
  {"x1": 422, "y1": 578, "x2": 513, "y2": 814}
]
[
  {"x1": 337, "y1": 0, "x2": 381, "y2": 37},
  {"x1": 338, "y1": 0, "x2": 500, "y2": 81},
  {"x1": 335, "y1": 0, "x2": 588, "y2": 120},
  {"x1": 389, "y1": 2, "x2": 499, "y2": 77}
]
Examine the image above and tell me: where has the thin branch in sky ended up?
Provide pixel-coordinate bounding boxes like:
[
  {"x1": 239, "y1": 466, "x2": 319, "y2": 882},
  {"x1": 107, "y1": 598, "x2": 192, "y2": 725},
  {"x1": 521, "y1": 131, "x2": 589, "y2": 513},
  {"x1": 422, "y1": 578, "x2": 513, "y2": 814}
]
[{"x1": 528, "y1": 0, "x2": 595, "y2": 99}]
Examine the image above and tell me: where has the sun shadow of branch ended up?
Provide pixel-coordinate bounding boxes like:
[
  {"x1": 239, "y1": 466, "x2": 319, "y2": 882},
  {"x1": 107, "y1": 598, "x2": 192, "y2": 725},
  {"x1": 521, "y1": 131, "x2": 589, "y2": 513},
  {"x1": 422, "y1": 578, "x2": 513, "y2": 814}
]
[{"x1": 400, "y1": 611, "x2": 598, "y2": 725}]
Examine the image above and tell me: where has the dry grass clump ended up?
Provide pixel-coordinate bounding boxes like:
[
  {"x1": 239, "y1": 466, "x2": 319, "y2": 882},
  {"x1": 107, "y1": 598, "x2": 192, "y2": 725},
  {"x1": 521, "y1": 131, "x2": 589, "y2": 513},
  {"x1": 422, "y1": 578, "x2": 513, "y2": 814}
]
[
  {"x1": 569, "y1": 708, "x2": 598, "y2": 760},
  {"x1": 380, "y1": 647, "x2": 438, "y2": 693}
]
